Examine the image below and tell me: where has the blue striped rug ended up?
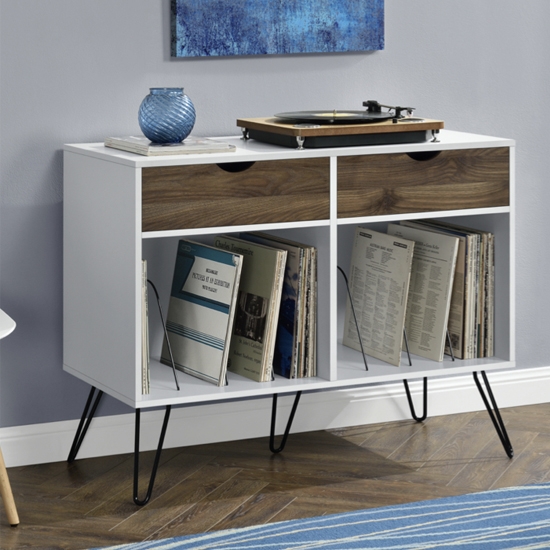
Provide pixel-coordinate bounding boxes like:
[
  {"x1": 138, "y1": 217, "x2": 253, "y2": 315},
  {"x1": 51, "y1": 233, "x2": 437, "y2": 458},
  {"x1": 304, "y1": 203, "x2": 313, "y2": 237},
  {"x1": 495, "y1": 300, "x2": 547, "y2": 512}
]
[{"x1": 95, "y1": 483, "x2": 550, "y2": 549}]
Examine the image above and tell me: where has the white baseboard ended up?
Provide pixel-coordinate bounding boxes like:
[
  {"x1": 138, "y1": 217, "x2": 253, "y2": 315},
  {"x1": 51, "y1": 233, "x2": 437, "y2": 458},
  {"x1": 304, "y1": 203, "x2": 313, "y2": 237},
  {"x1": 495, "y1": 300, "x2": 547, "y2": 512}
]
[{"x1": 2, "y1": 367, "x2": 549, "y2": 468}]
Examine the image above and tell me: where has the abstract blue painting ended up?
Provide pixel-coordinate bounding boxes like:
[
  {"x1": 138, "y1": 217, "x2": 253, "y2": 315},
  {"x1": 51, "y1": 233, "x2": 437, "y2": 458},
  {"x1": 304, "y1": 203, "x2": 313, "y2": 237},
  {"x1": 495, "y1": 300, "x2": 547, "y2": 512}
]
[{"x1": 171, "y1": 0, "x2": 384, "y2": 57}]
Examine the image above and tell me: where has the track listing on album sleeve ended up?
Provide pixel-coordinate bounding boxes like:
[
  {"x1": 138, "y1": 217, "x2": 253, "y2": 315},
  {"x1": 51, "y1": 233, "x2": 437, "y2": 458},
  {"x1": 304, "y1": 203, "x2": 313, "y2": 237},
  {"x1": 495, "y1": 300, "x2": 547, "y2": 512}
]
[{"x1": 343, "y1": 228, "x2": 415, "y2": 367}]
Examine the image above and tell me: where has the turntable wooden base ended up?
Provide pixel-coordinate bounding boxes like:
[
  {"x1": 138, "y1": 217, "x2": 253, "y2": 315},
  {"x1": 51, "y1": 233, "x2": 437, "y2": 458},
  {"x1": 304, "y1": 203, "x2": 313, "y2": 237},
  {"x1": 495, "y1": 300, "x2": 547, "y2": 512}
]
[{"x1": 237, "y1": 117, "x2": 445, "y2": 149}]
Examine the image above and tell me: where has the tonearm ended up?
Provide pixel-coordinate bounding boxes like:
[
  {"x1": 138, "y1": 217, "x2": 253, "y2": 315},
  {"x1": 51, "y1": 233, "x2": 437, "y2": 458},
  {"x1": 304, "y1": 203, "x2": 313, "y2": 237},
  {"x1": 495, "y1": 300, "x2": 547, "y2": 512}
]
[{"x1": 363, "y1": 100, "x2": 415, "y2": 119}]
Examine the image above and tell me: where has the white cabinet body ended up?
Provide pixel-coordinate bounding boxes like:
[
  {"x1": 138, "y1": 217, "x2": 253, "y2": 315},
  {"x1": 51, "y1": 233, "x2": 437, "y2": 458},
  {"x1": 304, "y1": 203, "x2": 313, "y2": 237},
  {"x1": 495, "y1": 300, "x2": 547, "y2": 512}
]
[{"x1": 63, "y1": 130, "x2": 515, "y2": 411}]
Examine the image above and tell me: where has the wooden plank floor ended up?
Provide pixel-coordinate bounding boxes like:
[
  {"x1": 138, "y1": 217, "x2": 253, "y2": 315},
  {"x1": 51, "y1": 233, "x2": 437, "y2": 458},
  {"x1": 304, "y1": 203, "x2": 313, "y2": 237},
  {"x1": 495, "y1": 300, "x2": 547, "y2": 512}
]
[{"x1": 2, "y1": 402, "x2": 550, "y2": 549}]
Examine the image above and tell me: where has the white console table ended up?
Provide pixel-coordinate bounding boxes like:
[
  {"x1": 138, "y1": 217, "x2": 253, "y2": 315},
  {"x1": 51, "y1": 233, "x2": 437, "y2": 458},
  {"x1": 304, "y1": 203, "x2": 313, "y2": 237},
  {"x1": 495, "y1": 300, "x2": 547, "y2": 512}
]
[{"x1": 63, "y1": 129, "x2": 515, "y2": 504}]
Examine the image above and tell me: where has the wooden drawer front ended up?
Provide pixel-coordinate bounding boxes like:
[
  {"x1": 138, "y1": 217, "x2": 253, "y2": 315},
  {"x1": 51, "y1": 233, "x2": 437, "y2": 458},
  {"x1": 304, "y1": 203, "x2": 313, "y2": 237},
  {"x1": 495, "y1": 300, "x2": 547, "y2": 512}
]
[
  {"x1": 337, "y1": 147, "x2": 510, "y2": 218},
  {"x1": 142, "y1": 158, "x2": 330, "y2": 231}
]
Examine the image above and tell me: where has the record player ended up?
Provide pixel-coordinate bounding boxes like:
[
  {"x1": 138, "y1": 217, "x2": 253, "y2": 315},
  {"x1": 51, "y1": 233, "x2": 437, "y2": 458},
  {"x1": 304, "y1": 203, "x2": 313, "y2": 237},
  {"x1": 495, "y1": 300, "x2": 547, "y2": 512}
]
[{"x1": 237, "y1": 101, "x2": 444, "y2": 149}]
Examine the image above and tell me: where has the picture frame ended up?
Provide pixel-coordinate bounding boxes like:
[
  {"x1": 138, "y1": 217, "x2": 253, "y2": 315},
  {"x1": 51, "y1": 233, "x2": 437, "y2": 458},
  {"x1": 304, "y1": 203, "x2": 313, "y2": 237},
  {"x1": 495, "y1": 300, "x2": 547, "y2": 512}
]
[{"x1": 171, "y1": 0, "x2": 384, "y2": 58}]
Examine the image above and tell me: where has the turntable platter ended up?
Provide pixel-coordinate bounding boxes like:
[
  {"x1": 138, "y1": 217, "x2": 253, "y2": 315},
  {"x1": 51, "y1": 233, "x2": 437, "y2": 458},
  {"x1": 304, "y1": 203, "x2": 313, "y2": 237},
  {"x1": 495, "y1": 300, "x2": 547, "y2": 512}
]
[{"x1": 274, "y1": 110, "x2": 394, "y2": 124}]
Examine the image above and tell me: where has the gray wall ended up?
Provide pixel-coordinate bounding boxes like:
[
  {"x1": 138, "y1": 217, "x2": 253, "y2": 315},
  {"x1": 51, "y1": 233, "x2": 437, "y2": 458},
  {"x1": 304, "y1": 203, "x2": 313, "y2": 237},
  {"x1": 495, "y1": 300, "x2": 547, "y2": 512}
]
[{"x1": 0, "y1": 0, "x2": 547, "y2": 428}]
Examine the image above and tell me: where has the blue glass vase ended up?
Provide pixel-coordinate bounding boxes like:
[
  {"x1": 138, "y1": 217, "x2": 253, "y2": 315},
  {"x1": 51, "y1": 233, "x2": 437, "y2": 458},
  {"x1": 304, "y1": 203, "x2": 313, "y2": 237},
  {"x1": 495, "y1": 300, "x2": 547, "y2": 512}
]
[{"x1": 138, "y1": 88, "x2": 196, "y2": 144}]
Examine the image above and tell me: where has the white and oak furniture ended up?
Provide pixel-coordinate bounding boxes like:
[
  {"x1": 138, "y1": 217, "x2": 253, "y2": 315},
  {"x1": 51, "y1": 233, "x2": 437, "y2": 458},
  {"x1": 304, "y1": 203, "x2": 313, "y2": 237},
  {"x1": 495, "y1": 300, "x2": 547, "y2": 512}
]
[
  {"x1": 0, "y1": 309, "x2": 19, "y2": 526},
  {"x1": 63, "y1": 130, "x2": 515, "y2": 504}
]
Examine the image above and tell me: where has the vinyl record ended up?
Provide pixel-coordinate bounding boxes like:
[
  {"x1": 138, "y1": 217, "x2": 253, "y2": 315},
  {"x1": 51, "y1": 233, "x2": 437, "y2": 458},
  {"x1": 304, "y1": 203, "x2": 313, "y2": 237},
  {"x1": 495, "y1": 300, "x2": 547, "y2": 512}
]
[{"x1": 274, "y1": 110, "x2": 394, "y2": 124}]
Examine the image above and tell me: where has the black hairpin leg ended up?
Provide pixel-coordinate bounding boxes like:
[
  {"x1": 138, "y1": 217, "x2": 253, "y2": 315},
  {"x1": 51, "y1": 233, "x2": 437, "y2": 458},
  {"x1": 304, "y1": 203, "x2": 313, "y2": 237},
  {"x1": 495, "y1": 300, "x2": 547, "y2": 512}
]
[
  {"x1": 68, "y1": 386, "x2": 104, "y2": 463},
  {"x1": 133, "y1": 405, "x2": 171, "y2": 506},
  {"x1": 270, "y1": 392, "x2": 302, "y2": 453},
  {"x1": 403, "y1": 377, "x2": 428, "y2": 422},
  {"x1": 473, "y1": 371, "x2": 513, "y2": 458}
]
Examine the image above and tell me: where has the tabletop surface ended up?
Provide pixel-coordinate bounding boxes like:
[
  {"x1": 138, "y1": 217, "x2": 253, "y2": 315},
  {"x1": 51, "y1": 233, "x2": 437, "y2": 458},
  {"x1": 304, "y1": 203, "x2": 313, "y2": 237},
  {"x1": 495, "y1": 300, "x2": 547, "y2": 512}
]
[{"x1": 0, "y1": 308, "x2": 16, "y2": 339}]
